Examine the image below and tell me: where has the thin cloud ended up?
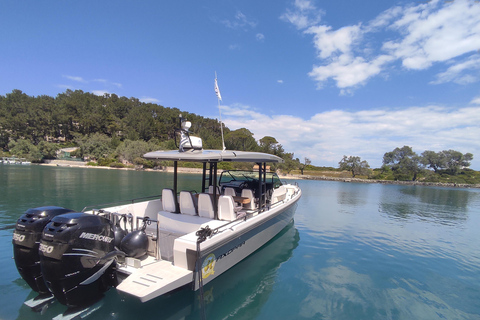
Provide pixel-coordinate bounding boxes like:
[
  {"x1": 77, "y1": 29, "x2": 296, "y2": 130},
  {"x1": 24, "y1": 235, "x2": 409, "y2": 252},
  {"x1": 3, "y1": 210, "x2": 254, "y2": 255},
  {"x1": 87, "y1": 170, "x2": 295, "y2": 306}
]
[
  {"x1": 222, "y1": 103, "x2": 480, "y2": 169},
  {"x1": 222, "y1": 11, "x2": 257, "y2": 30},
  {"x1": 63, "y1": 75, "x2": 86, "y2": 83},
  {"x1": 60, "y1": 75, "x2": 122, "y2": 95},
  {"x1": 383, "y1": 0, "x2": 480, "y2": 70},
  {"x1": 431, "y1": 55, "x2": 480, "y2": 85},
  {"x1": 256, "y1": 33, "x2": 265, "y2": 41},
  {"x1": 93, "y1": 78, "x2": 123, "y2": 88},
  {"x1": 280, "y1": 0, "x2": 322, "y2": 30},
  {"x1": 282, "y1": 0, "x2": 480, "y2": 91}
]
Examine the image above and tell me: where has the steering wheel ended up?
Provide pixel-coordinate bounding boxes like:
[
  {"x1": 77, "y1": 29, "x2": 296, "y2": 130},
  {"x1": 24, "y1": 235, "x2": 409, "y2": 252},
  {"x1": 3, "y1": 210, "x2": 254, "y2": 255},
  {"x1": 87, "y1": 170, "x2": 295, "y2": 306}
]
[{"x1": 238, "y1": 181, "x2": 246, "y2": 189}]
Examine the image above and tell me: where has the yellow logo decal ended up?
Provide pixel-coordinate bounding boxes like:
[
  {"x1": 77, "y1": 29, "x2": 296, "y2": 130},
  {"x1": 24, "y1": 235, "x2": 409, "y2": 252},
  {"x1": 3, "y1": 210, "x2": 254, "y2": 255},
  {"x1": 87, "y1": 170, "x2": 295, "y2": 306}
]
[{"x1": 201, "y1": 253, "x2": 216, "y2": 279}]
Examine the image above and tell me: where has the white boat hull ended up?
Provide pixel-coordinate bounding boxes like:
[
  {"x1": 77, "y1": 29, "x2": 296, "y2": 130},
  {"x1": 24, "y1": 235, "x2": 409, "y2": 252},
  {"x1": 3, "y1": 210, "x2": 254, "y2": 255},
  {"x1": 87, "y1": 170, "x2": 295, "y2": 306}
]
[
  {"x1": 112, "y1": 185, "x2": 301, "y2": 302},
  {"x1": 194, "y1": 198, "x2": 299, "y2": 289}
]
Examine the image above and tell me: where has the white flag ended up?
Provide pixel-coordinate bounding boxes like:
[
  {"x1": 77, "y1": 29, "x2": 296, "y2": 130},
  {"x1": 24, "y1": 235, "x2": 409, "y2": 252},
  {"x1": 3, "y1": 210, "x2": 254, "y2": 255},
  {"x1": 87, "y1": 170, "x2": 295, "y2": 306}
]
[{"x1": 215, "y1": 78, "x2": 222, "y2": 101}]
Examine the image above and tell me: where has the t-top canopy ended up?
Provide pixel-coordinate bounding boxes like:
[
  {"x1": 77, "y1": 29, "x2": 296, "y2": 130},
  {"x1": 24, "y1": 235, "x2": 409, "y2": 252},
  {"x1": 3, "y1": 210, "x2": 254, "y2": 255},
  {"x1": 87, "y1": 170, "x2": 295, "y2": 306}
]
[{"x1": 143, "y1": 149, "x2": 284, "y2": 163}]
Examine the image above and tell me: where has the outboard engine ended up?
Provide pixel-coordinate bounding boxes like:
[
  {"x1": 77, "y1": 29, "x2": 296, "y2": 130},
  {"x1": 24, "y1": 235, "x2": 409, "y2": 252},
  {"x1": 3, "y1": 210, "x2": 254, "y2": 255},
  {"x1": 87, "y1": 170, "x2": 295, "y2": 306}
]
[
  {"x1": 12, "y1": 206, "x2": 74, "y2": 295},
  {"x1": 39, "y1": 212, "x2": 118, "y2": 308}
]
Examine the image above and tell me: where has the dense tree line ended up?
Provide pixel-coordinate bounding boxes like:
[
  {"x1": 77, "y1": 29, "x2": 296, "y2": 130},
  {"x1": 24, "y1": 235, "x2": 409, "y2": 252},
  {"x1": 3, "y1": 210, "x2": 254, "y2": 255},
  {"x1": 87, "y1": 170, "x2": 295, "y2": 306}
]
[
  {"x1": 340, "y1": 146, "x2": 474, "y2": 181},
  {"x1": 382, "y1": 146, "x2": 473, "y2": 181},
  {"x1": 0, "y1": 89, "x2": 224, "y2": 148},
  {"x1": 0, "y1": 89, "x2": 296, "y2": 170}
]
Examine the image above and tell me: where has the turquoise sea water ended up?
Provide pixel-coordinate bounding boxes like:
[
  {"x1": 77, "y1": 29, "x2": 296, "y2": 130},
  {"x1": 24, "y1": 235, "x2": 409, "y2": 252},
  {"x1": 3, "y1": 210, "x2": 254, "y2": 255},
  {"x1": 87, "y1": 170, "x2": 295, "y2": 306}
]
[{"x1": 1, "y1": 165, "x2": 479, "y2": 319}]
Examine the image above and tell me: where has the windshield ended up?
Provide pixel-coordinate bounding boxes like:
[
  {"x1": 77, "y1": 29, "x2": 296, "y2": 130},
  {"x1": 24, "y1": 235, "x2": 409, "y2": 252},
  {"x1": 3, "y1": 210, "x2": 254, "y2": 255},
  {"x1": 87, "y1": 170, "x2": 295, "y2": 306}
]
[{"x1": 219, "y1": 170, "x2": 283, "y2": 188}]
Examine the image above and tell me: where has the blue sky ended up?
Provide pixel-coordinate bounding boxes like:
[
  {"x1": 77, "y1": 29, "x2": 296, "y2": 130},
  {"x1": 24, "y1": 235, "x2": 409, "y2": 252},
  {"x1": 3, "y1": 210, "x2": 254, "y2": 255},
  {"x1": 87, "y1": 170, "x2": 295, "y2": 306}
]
[{"x1": 1, "y1": 0, "x2": 480, "y2": 169}]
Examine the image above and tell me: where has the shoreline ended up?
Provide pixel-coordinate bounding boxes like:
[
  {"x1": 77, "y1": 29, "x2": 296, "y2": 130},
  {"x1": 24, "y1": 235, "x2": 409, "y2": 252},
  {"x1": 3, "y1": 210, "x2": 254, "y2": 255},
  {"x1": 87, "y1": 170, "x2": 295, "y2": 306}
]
[
  {"x1": 295, "y1": 174, "x2": 480, "y2": 189},
  {"x1": 38, "y1": 161, "x2": 480, "y2": 189}
]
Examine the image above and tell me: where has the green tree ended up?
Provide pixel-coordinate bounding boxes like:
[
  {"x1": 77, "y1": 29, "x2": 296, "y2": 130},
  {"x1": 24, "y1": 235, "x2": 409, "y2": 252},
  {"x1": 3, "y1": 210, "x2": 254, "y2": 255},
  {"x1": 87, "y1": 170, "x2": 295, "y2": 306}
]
[
  {"x1": 225, "y1": 128, "x2": 258, "y2": 151},
  {"x1": 8, "y1": 139, "x2": 42, "y2": 162},
  {"x1": 259, "y1": 136, "x2": 278, "y2": 153},
  {"x1": 38, "y1": 141, "x2": 59, "y2": 159},
  {"x1": 421, "y1": 150, "x2": 445, "y2": 173},
  {"x1": 116, "y1": 139, "x2": 158, "y2": 164},
  {"x1": 383, "y1": 146, "x2": 423, "y2": 181},
  {"x1": 75, "y1": 133, "x2": 113, "y2": 161},
  {"x1": 299, "y1": 157, "x2": 312, "y2": 175},
  {"x1": 421, "y1": 150, "x2": 473, "y2": 175},
  {"x1": 441, "y1": 150, "x2": 473, "y2": 175},
  {"x1": 338, "y1": 155, "x2": 370, "y2": 177},
  {"x1": 277, "y1": 152, "x2": 297, "y2": 174}
]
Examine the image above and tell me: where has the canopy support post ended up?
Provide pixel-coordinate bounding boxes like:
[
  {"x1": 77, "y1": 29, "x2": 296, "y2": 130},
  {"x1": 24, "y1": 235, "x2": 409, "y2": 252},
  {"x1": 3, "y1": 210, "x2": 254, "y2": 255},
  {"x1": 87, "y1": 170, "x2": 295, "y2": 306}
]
[{"x1": 173, "y1": 161, "x2": 179, "y2": 213}]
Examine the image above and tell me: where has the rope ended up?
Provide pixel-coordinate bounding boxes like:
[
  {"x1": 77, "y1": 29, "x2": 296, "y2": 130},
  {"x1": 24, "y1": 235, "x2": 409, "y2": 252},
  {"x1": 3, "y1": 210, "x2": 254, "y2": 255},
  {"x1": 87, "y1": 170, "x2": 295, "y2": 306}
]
[
  {"x1": 195, "y1": 225, "x2": 213, "y2": 243},
  {"x1": 194, "y1": 225, "x2": 215, "y2": 320}
]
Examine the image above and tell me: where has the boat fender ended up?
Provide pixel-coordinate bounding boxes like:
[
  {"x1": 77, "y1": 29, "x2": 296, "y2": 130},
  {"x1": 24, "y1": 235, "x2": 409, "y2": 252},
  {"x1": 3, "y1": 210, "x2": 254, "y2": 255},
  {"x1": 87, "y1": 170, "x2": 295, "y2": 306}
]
[
  {"x1": 112, "y1": 215, "x2": 127, "y2": 248},
  {"x1": 120, "y1": 218, "x2": 150, "y2": 259}
]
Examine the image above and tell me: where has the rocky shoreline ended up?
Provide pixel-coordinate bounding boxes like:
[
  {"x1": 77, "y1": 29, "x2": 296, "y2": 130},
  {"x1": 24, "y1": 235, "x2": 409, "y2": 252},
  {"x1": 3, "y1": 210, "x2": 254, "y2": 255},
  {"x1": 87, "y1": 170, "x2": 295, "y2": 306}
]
[{"x1": 294, "y1": 174, "x2": 480, "y2": 189}]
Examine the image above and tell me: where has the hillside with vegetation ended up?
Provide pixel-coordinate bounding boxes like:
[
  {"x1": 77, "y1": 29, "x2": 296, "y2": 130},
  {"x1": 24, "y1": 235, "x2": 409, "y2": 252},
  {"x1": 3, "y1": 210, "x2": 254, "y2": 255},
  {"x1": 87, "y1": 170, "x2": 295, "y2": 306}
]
[
  {"x1": 0, "y1": 89, "x2": 297, "y2": 171},
  {"x1": 1, "y1": 89, "x2": 478, "y2": 185}
]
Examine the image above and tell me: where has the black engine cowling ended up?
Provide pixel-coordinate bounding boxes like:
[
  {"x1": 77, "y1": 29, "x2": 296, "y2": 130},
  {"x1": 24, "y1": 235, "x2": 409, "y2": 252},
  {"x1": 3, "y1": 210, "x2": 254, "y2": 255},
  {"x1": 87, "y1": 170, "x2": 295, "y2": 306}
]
[
  {"x1": 12, "y1": 206, "x2": 74, "y2": 295},
  {"x1": 39, "y1": 212, "x2": 118, "y2": 307}
]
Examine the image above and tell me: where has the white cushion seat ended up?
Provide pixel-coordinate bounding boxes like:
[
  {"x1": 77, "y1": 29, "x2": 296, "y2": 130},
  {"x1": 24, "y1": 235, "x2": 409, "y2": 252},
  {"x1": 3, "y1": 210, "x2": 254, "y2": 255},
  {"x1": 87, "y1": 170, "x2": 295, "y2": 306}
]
[
  {"x1": 179, "y1": 191, "x2": 197, "y2": 215},
  {"x1": 271, "y1": 185, "x2": 287, "y2": 204},
  {"x1": 241, "y1": 189, "x2": 255, "y2": 210},
  {"x1": 198, "y1": 193, "x2": 215, "y2": 219},
  {"x1": 208, "y1": 185, "x2": 221, "y2": 195},
  {"x1": 162, "y1": 188, "x2": 177, "y2": 213},
  {"x1": 218, "y1": 195, "x2": 242, "y2": 221},
  {"x1": 223, "y1": 187, "x2": 236, "y2": 197}
]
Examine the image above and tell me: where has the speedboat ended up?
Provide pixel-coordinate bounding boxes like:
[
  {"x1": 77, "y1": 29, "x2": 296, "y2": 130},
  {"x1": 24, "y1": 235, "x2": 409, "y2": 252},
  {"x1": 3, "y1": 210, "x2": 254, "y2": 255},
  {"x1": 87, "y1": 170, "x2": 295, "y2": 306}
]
[{"x1": 12, "y1": 116, "x2": 301, "y2": 314}]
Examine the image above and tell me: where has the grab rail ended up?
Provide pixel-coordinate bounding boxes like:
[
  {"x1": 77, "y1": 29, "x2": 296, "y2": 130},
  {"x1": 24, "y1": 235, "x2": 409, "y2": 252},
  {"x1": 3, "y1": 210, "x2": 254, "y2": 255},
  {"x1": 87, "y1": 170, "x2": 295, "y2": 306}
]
[{"x1": 208, "y1": 183, "x2": 301, "y2": 236}]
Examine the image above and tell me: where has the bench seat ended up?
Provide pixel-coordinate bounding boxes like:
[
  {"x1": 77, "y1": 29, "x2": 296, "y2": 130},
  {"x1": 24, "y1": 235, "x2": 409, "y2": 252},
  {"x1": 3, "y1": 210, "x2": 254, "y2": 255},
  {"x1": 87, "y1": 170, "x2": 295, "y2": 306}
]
[{"x1": 157, "y1": 211, "x2": 227, "y2": 235}]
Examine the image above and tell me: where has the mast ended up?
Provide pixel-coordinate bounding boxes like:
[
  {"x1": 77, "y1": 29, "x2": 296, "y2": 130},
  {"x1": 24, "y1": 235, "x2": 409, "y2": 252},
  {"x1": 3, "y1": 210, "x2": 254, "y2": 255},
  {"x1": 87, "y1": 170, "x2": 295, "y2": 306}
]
[{"x1": 215, "y1": 72, "x2": 226, "y2": 151}]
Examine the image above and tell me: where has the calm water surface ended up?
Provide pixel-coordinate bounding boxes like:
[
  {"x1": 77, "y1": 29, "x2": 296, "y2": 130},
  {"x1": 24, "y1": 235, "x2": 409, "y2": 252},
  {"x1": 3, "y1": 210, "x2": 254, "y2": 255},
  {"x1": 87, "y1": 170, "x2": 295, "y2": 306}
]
[{"x1": 1, "y1": 165, "x2": 479, "y2": 319}]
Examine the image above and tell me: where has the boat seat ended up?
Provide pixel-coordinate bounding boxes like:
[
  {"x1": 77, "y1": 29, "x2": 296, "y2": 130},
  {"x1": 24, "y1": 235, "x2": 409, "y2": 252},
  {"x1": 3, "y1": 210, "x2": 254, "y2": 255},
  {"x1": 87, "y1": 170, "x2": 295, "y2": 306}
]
[
  {"x1": 158, "y1": 211, "x2": 214, "y2": 235},
  {"x1": 179, "y1": 191, "x2": 197, "y2": 216},
  {"x1": 208, "y1": 185, "x2": 221, "y2": 195},
  {"x1": 241, "y1": 189, "x2": 255, "y2": 210},
  {"x1": 162, "y1": 188, "x2": 177, "y2": 213},
  {"x1": 223, "y1": 187, "x2": 236, "y2": 197},
  {"x1": 218, "y1": 195, "x2": 242, "y2": 221},
  {"x1": 271, "y1": 185, "x2": 287, "y2": 204},
  {"x1": 197, "y1": 193, "x2": 215, "y2": 219}
]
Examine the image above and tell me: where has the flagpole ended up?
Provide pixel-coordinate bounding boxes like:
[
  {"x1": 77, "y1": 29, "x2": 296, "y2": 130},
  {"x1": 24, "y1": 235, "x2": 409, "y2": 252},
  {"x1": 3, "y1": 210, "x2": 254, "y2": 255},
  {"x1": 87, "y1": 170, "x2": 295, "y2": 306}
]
[{"x1": 215, "y1": 72, "x2": 226, "y2": 151}]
